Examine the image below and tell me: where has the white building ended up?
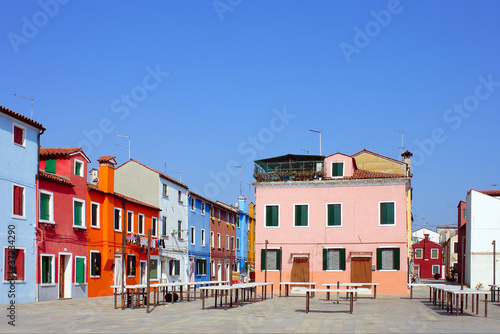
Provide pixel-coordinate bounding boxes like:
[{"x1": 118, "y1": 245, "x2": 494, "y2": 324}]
[
  {"x1": 465, "y1": 190, "x2": 500, "y2": 288},
  {"x1": 412, "y1": 227, "x2": 440, "y2": 244},
  {"x1": 115, "y1": 159, "x2": 189, "y2": 284}
]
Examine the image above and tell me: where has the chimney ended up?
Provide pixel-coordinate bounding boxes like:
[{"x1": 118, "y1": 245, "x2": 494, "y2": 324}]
[
  {"x1": 97, "y1": 156, "x2": 117, "y2": 193},
  {"x1": 89, "y1": 168, "x2": 99, "y2": 185},
  {"x1": 401, "y1": 150, "x2": 413, "y2": 176},
  {"x1": 424, "y1": 233, "x2": 429, "y2": 241},
  {"x1": 238, "y1": 195, "x2": 247, "y2": 213}
]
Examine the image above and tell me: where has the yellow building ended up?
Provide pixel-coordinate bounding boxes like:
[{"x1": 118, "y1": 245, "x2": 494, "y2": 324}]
[{"x1": 247, "y1": 202, "x2": 256, "y2": 280}]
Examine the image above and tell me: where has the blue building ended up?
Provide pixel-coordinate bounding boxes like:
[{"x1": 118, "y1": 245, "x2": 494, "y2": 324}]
[
  {"x1": 0, "y1": 106, "x2": 45, "y2": 304},
  {"x1": 236, "y1": 195, "x2": 249, "y2": 274},
  {"x1": 187, "y1": 192, "x2": 211, "y2": 282}
]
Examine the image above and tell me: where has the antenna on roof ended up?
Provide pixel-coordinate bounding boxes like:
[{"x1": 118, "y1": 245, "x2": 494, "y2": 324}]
[
  {"x1": 171, "y1": 171, "x2": 182, "y2": 182},
  {"x1": 492, "y1": 184, "x2": 498, "y2": 189},
  {"x1": 394, "y1": 129, "x2": 404, "y2": 158},
  {"x1": 300, "y1": 149, "x2": 309, "y2": 155},
  {"x1": 14, "y1": 94, "x2": 34, "y2": 118},
  {"x1": 116, "y1": 134, "x2": 131, "y2": 160}
]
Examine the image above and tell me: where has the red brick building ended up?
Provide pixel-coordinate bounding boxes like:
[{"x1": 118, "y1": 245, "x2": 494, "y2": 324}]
[{"x1": 412, "y1": 234, "x2": 443, "y2": 279}]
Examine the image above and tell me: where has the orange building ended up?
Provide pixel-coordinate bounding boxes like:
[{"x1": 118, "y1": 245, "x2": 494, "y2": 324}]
[{"x1": 86, "y1": 156, "x2": 160, "y2": 297}]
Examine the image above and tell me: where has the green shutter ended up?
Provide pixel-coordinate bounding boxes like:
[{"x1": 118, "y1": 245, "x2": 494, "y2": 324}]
[
  {"x1": 266, "y1": 206, "x2": 278, "y2": 226},
  {"x1": 295, "y1": 205, "x2": 301, "y2": 226},
  {"x1": 45, "y1": 159, "x2": 56, "y2": 173},
  {"x1": 76, "y1": 258, "x2": 84, "y2": 283},
  {"x1": 42, "y1": 257, "x2": 48, "y2": 283},
  {"x1": 394, "y1": 248, "x2": 400, "y2": 270},
  {"x1": 74, "y1": 202, "x2": 82, "y2": 226},
  {"x1": 75, "y1": 162, "x2": 81, "y2": 176},
  {"x1": 302, "y1": 206, "x2": 308, "y2": 225},
  {"x1": 272, "y1": 207, "x2": 278, "y2": 226},
  {"x1": 381, "y1": 203, "x2": 394, "y2": 225},
  {"x1": 376, "y1": 248, "x2": 382, "y2": 270},
  {"x1": 334, "y1": 205, "x2": 341, "y2": 225},
  {"x1": 261, "y1": 249, "x2": 266, "y2": 270},
  {"x1": 150, "y1": 260, "x2": 157, "y2": 279},
  {"x1": 40, "y1": 193, "x2": 50, "y2": 220},
  {"x1": 277, "y1": 249, "x2": 281, "y2": 270},
  {"x1": 295, "y1": 205, "x2": 307, "y2": 226},
  {"x1": 327, "y1": 205, "x2": 334, "y2": 226},
  {"x1": 340, "y1": 248, "x2": 346, "y2": 271},
  {"x1": 323, "y1": 248, "x2": 327, "y2": 270}
]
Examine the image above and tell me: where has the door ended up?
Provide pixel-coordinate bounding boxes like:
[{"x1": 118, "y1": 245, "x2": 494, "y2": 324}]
[
  {"x1": 291, "y1": 257, "x2": 309, "y2": 285},
  {"x1": 217, "y1": 264, "x2": 222, "y2": 281},
  {"x1": 59, "y1": 254, "x2": 72, "y2": 299},
  {"x1": 351, "y1": 257, "x2": 372, "y2": 285},
  {"x1": 225, "y1": 264, "x2": 230, "y2": 281},
  {"x1": 189, "y1": 259, "x2": 195, "y2": 282},
  {"x1": 140, "y1": 261, "x2": 147, "y2": 284},
  {"x1": 113, "y1": 255, "x2": 123, "y2": 291}
]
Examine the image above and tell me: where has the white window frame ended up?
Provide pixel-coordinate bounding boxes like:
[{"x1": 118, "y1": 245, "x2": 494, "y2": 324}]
[
  {"x1": 293, "y1": 203, "x2": 309, "y2": 228},
  {"x1": 331, "y1": 161, "x2": 344, "y2": 178},
  {"x1": 263, "y1": 248, "x2": 281, "y2": 271},
  {"x1": 324, "y1": 248, "x2": 344, "y2": 271},
  {"x1": 126, "y1": 210, "x2": 134, "y2": 233},
  {"x1": 12, "y1": 123, "x2": 26, "y2": 147},
  {"x1": 201, "y1": 202, "x2": 205, "y2": 215},
  {"x1": 378, "y1": 201, "x2": 396, "y2": 226},
  {"x1": 432, "y1": 265, "x2": 440, "y2": 275},
  {"x1": 162, "y1": 183, "x2": 168, "y2": 197},
  {"x1": 90, "y1": 202, "x2": 100, "y2": 228},
  {"x1": 190, "y1": 198, "x2": 195, "y2": 212},
  {"x1": 40, "y1": 254, "x2": 55, "y2": 286},
  {"x1": 126, "y1": 253, "x2": 136, "y2": 277},
  {"x1": 150, "y1": 256, "x2": 159, "y2": 281},
  {"x1": 138, "y1": 213, "x2": 145, "y2": 235},
  {"x1": 114, "y1": 207, "x2": 122, "y2": 232},
  {"x1": 169, "y1": 259, "x2": 180, "y2": 277},
  {"x1": 74, "y1": 256, "x2": 87, "y2": 285},
  {"x1": 217, "y1": 233, "x2": 221, "y2": 248},
  {"x1": 217, "y1": 208, "x2": 221, "y2": 220},
  {"x1": 378, "y1": 247, "x2": 399, "y2": 271},
  {"x1": 151, "y1": 217, "x2": 157, "y2": 237},
  {"x1": 177, "y1": 221, "x2": 182, "y2": 239},
  {"x1": 431, "y1": 248, "x2": 439, "y2": 259},
  {"x1": 210, "y1": 231, "x2": 214, "y2": 248},
  {"x1": 12, "y1": 184, "x2": 26, "y2": 220},
  {"x1": 3, "y1": 246, "x2": 27, "y2": 283},
  {"x1": 264, "y1": 204, "x2": 280, "y2": 228},
  {"x1": 39, "y1": 190, "x2": 55, "y2": 224},
  {"x1": 190, "y1": 226, "x2": 195, "y2": 245},
  {"x1": 161, "y1": 216, "x2": 167, "y2": 237},
  {"x1": 73, "y1": 198, "x2": 86, "y2": 228},
  {"x1": 211, "y1": 260, "x2": 216, "y2": 278},
  {"x1": 226, "y1": 212, "x2": 229, "y2": 222},
  {"x1": 325, "y1": 202, "x2": 342, "y2": 227},
  {"x1": 89, "y1": 250, "x2": 101, "y2": 278},
  {"x1": 178, "y1": 190, "x2": 182, "y2": 202},
  {"x1": 201, "y1": 229, "x2": 206, "y2": 247},
  {"x1": 415, "y1": 248, "x2": 423, "y2": 259},
  {"x1": 74, "y1": 158, "x2": 84, "y2": 177},
  {"x1": 236, "y1": 237, "x2": 240, "y2": 250},
  {"x1": 226, "y1": 235, "x2": 229, "y2": 250}
]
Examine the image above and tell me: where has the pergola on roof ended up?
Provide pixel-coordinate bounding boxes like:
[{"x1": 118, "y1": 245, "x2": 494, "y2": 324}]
[{"x1": 255, "y1": 154, "x2": 324, "y2": 172}]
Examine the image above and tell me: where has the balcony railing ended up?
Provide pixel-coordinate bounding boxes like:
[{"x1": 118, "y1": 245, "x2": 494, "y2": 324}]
[{"x1": 253, "y1": 159, "x2": 324, "y2": 182}]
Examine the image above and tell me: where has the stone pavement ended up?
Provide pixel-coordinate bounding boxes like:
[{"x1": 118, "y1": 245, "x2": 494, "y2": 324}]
[{"x1": 2, "y1": 285, "x2": 500, "y2": 333}]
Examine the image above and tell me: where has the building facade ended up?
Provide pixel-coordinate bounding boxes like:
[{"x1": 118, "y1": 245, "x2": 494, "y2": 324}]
[
  {"x1": 412, "y1": 234, "x2": 443, "y2": 279},
  {"x1": 436, "y1": 226, "x2": 458, "y2": 280},
  {"x1": 0, "y1": 106, "x2": 45, "y2": 304},
  {"x1": 187, "y1": 192, "x2": 211, "y2": 282},
  {"x1": 253, "y1": 151, "x2": 412, "y2": 295},
  {"x1": 236, "y1": 195, "x2": 249, "y2": 274},
  {"x1": 457, "y1": 200, "x2": 467, "y2": 283},
  {"x1": 247, "y1": 202, "x2": 256, "y2": 280}
]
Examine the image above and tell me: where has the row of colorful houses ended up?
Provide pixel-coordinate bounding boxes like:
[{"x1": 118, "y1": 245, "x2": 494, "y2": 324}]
[{"x1": 0, "y1": 105, "x2": 256, "y2": 304}]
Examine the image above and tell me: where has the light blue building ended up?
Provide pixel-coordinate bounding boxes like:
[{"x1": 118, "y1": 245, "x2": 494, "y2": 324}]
[
  {"x1": 236, "y1": 195, "x2": 249, "y2": 274},
  {"x1": 0, "y1": 106, "x2": 45, "y2": 304},
  {"x1": 187, "y1": 192, "x2": 211, "y2": 282}
]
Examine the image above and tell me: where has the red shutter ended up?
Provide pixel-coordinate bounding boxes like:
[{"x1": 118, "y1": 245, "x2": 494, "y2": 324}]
[
  {"x1": 16, "y1": 249, "x2": 24, "y2": 280},
  {"x1": 13, "y1": 186, "x2": 23, "y2": 216},
  {"x1": 13, "y1": 126, "x2": 23, "y2": 145},
  {"x1": 4, "y1": 251, "x2": 10, "y2": 281}
]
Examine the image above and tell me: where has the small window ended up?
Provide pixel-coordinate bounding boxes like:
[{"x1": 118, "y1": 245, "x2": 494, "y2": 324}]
[
  {"x1": 127, "y1": 255, "x2": 136, "y2": 276},
  {"x1": 327, "y1": 203, "x2": 341, "y2": 226},
  {"x1": 150, "y1": 259, "x2": 158, "y2": 280},
  {"x1": 138, "y1": 214, "x2": 144, "y2": 235},
  {"x1": 226, "y1": 212, "x2": 229, "y2": 222},
  {"x1": 377, "y1": 248, "x2": 400, "y2": 270},
  {"x1": 211, "y1": 260, "x2": 215, "y2": 277},
  {"x1": 463, "y1": 209, "x2": 466, "y2": 218},
  {"x1": 127, "y1": 211, "x2": 134, "y2": 233},
  {"x1": 431, "y1": 249, "x2": 439, "y2": 259},
  {"x1": 75, "y1": 257, "x2": 86, "y2": 284},
  {"x1": 74, "y1": 159, "x2": 84, "y2": 177},
  {"x1": 12, "y1": 185, "x2": 25, "y2": 218},
  {"x1": 415, "y1": 249, "x2": 422, "y2": 259},
  {"x1": 177, "y1": 221, "x2": 182, "y2": 239},
  {"x1": 294, "y1": 204, "x2": 308, "y2": 227},
  {"x1": 40, "y1": 254, "x2": 54, "y2": 284},
  {"x1": 432, "y1": 265, "x2": 440, "y2": 275},
  {"x1": 226, "y1": 235, "x2": 229, "y2": 250},
  {"x1": 45, "y1": 159, "x2": 57, "y2": 174},
  {"x1": 323, "y1": 248, "x2": 346, "y2": 271},
  {"x1": 73, "y1": 199, "x2": 85, "y2": 227},
  {"x1": 201, "y1": 202, "x2": 206, "y2": 215},
  {"x1": 178, "y1": 190, "x2": 182, "y2": 202},
  {"x1": 453, "y1": 242, "x2": 458, "y2": 254},
  {"x1": 231, "y1": 236, "x2": 234, "y2": 250},
  {"x1": 217, "y1": 209, "x2": 221, "y2": 219},
  {"x1": 152, "y1": 217, "x2": 157, "y2": 237},
  {"x1": 39, "y1": 191, "x2": 54, "y2": 223},
  {"x1": 380, "y1": 202, "x2": 395, "y2": 225},
  {"x1": 236, "y1": 215, "x2": 240, "y2": 228},
  {"x1": 190, "y1": 227, "x2": 195, "y2": 245},
  {"x1": 265, "y1": 205, "x2": 279, "y2": 227},
  {"x1": 236, "y1": 237, "x2": 240, "y2": 250},
  {"x1": 162, "y1": 184, "x2": 168, "y2": 197},
  {"x1": 13, "y1": 124, "x2": 25, "y2": 146},
  {"x1": 201, "y1": 229, "x2": 206, "y2": 247},
  {"x1": 217, "y1": 233, "x2": 221, "y2": 248},
  {"x1": 4, "y1": 248, "x2": 25, "y2": 281},
  {"x1": 161, "y1": 216, "x2": 167, "y2": 236},
  {"x1": 331, "y1": 162, "x2": 344, "y2": 177},
  {"x1": 90, "y1": 202, "x2": 100, "y2": 228},
  {"x1": 90, "y1": 251, "x2": 101, "y2": 277},
  {"x1": 114, "y1": 208, "x2": 122, "y2": 231},
  {"x1": 190, "y1": 198, "x2": 195, "y2": 211},
  {"x1": 261, "y1": 249, "x2": 281, "y2": 270},
  {"x1": 169, "y1": 259, "x2": 180, "y2": 276},
  {"x1": 197, "y1": 259, "x2": 207, "y2": 276}
]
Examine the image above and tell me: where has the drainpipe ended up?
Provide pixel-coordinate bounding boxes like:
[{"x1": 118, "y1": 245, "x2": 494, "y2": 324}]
[{"x1": 493, "y1": 240, "x2": 496, "y2": 286}]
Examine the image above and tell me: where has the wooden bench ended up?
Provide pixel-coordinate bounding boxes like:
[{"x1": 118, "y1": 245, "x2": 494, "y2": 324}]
[{"x1": 304, "y1": 288, "x2": 358, "y2": 314}]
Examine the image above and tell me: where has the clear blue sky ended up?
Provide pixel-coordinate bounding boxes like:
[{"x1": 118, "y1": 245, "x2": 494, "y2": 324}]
[{"x1": 2, "y1": 0, "x2": 500, "y2": 229}]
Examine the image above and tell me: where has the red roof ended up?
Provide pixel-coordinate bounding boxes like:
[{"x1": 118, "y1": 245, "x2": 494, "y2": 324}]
[
  {"x1": 352, "y1": 149, "x2": 407, "y2": 166},
  {"x1": 345, "y1": 169, "x2": 407, "y2": 179},
  {"x1": 477, "y1": 190, "x2": 500, "y2": 197},
  {"x1": 40, "y1": 148, "x2": 90, "y2": 162},
  {"x1": 117, "y1": 159, "x2": 188, "y2": 189},
  {"x1": 0, "y1": 105, "x2": 45, "y2": 131},
  {"x1": 87, "y1": 184, "x2": 160, "y2": 211},
  {"x1": 97, "y1": 156, "x2": 117, "y2": 164},
  {"x1": 39, "y1": 171, "x2": 73, "y2": 186}
]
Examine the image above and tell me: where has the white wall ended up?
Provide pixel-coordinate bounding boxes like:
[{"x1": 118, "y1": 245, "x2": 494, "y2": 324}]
[{"x1": 412, "y1": 228, "x2": 440, "y2": 244}]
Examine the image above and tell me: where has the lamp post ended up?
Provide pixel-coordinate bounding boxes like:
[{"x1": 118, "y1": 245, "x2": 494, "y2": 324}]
[
  {"x1": 308, "y1": 129, "x2": 322, "y2": 156},
  {"x1": 493, "y1": 240, "x2": 496, "y2": 286}
]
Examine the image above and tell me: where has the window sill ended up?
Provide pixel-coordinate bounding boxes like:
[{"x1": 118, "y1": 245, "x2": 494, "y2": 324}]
[
  {"x1": 13, "y1": 142, "x2": 26, "y2": 148},
  {"x1": 2, "y1": 280, "x2": 26, "y2": 284},
  {"x1": 378, "y1": 269, "x2": 398, "y2": 272},
  {"x1": 11, "y1": 215, "x2": 27, "y2": 220},
  {"x1": 74, "y1": 283, "x2": 87, "y2": 286},
  {"x1": 40, "y1": 283, "x2": 56, "y2": 287},
  {"x1": 90, "y1": 225, "x2": 100, "y2": 229},
  {"x1": 39, "y1": 220, "x2": 55, "y2": 225},
  {"x1": 324, "y1": 270, "x2": 345, "y2": 272}
]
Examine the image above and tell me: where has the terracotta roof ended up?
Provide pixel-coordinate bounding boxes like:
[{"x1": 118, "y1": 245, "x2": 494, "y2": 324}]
[
  {"x1": 188, "y1": 191, "x2": 214, "y2": 205},
  {"x1": 345, "y1": 169, "x2": 407, "y2": 179},
  {"x1": 39, "y1": 171, "x2": 73, "y2": 186},
  {"x1": 117, "y1": 159, "x2": 188, "y2": 189},
  {"x1": 352, "y1": 149, "x2": 407, "y2": 166},
  {"x1": 401, "y1": 150, "x2": 413, "y2": 158},
  {"x1": 477, "y1": 190, "x2": 500, "y2": 197},
  {"x1": 40, "y1": 148, "x2": 90, "y2": 162},
  {"x1": 97, "y1": 156, "x2": 116, "y2": 164},
  {"x1": 87, "y1": 183, "x2": 160, "y2": 211},
  {"x1": 214, "y1": 200, "x2": 238, "y2": 213},
  {"x1": 0, "y1": 105, "x2": 45, "y2": 131}
]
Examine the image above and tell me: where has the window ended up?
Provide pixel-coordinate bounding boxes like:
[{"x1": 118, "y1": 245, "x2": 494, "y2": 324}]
[
  {"x1": 75, "y1": 257, "x2": 86, "y2": 284},
  {"x1": 197, "y1": 259, "x2": 207, "y2": 276},
  {"x1": 74, "y1": 159, "x2": 84, "y2": 177},
  {"x1": 210, "y1": 231, "x2": 215, "y2": 247},
  {"x1": 45, "y1": 159, "x2": 57, "y2": 173},
  {"x1": 236, "y1": 216, "x2": 240, "y2": 228},
  {"x1": 217, "y1": 209, "x2": 220, "y2": 220},
  {"x1": 12, "y1": 185, "x2": 25, "y2": 218},
  {"x1": 150, "y1": 259, "x2": 158, "y2": 280},
  {"x1": 201, "y1": 202, "x2": 205, "y2": 215},
  {"x1": 379, "y1": 202, "x2": 395, "y2": 225},
  {"x1": 226, "y1": 212, "x2": 229, "y2": 222},
  {"x1": 127, "y1": 255, "x2": 136, "y2": 276},
  {"x1": 331, "y1": 162, "x2": 344, "y2": 177},
  {"x1": 127, "y1": 211, "x2": 134, "y2": 233},
  {"x1": 4, "y1": 248, "x2": 25, "y2": 281},
  {"x1": 432, "y1": 265, "x2": 440, "y2": 275},
  {"x1": 190, "y1": 198, "x2": 195, "y2": 211},
  {"x1": 431, "y1": 249, "x2": 439, "y2": 259},
  {"x1": 323, "y1": 248, "x2": 346, "y2": 271},
  {"x1": 114, "y1": 208, "x2": 122, "y2": 231},
  {"x1": 177, "y1": 221, "x2": 182, "y2": 239},
  {"x1": 152, "y1": 217, "x2": 157, "y2": 237},
  {"x1": 265, "y1": 205, "x2": 279, "y2": 227},
  {"x1": 90, "y1": 251, "x2": 101, "y2": 277},
  {"x1": 217, "y1": 233, "x2": 221, "y2": 248},
  {"x1": 39, "y1": 191, "x2": 54, "y2": 223},
  {"x1": 261, "y1": 249, "x2": 281, "y2": 270},
  {"x1": 13, "y1": 124, "x2": 25, "y2": 146},
  {"x1": 162, "y1": 216, "x2": 167, "y2": 236},
  {"x1": 231, "y1": 236, "x2": 234, "y2": 250},
  {"x1": 138, "y1": 214, "x2": 144, "y2": 235},
  {"x1": 211, "y1": 260, "x2": 215, "y2": 277},
  {"x1": 162, "y1": 184, "x2": 168, "y2": 197},
  {"x1": 376, "y1": 248, "x2": 400, "y2": 270},
  {"x1": 169, "y1": 259, "x2": 180, "y2": 276},
  {"x1": 73, "y1": 199, "x2": 85, "y2": 227},
  {"x1": 236, "y1": 237, "x2": 240, "y2": 250},
  {"x1": 453, "y1": 242, "x2": 458, "y2": 254},
  {"x1": 294, "y1": 204, "x2": 308, "y2": 227},
  {"x1": 190, "y1": 227, "x2": 195, "y2": 245},
  {"x1": 178, "y1": 190, "x2": 182, "y2": 202},
  {"x1": 327, "y1": 203, "x2": 341, "y2": 226},
  {"x1": 40, "y1": 255, "x2": 54, "y2": 284},
  {"x1": 226, "y1": 235, "x2": 229, "y2": 250},
  {"x1": 463, "y1": 209, "x2": 466, "y2": 218},
  {"x1": 201, "y1": 229, "x2": 206, "y2": 247},
  {"x1": 415, "y1": 249, "x2": 422, "y2": 259},
  {"x1": 90, "y1": 202, "x2": 100, "y2": 228}
]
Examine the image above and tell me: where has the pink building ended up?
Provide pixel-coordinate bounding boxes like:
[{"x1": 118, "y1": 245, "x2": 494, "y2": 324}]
[{"x1": 253, "y1": 151, "x2": 412, "y2": 295}]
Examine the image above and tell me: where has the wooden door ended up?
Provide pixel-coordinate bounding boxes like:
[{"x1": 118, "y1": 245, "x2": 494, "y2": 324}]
[
  {"x1": 59, "y1": 255, "x2": 65, "y2": 298},
  {"x1": 351, "y1": 257, "x2": 372, "y2": 284},
  {"x1": 291, "y1": 257, "x2": 309, "y2": 285}
]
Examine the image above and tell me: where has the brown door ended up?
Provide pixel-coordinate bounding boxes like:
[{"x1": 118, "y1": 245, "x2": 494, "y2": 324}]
[
  {"x1": 59, "y1": 255, "x2": 65, "y2": 298},
  {"x1": 351, "y1": 257, "x2": 372, "y2": 285},
  {"x1": 291, "y1": 257, "x2": 309, "y2": 285}
]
